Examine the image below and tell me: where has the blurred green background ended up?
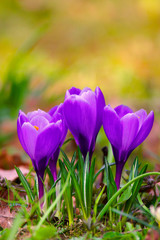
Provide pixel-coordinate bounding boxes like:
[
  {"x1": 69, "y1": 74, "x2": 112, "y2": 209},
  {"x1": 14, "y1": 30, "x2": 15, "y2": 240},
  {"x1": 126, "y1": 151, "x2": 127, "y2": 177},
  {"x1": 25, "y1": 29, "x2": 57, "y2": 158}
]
[{"x1": 0, "y1": 0, "x2": 160, "y2": 168}]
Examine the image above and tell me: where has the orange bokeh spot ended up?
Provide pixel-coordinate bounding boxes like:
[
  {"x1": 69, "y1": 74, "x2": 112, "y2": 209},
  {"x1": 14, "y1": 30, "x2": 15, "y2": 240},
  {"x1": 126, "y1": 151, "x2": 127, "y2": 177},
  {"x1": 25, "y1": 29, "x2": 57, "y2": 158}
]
[{"x1": 34, "y1": 126, "x2": 39, "y2": 131}]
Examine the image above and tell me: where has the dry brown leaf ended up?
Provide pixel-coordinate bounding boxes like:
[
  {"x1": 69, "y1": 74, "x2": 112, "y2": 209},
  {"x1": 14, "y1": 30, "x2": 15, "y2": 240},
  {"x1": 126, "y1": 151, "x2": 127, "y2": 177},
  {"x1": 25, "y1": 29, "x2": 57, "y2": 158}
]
[{"x1": 0, "y1": 166, "x2": 29, "y2": 181}]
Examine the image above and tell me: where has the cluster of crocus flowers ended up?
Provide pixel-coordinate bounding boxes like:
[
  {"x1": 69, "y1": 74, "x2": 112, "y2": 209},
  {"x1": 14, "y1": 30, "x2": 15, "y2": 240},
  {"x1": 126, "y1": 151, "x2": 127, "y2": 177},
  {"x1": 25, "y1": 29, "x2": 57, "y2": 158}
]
[{"x1": 17, "y1": 86, "x2": 154, "y2": 203}]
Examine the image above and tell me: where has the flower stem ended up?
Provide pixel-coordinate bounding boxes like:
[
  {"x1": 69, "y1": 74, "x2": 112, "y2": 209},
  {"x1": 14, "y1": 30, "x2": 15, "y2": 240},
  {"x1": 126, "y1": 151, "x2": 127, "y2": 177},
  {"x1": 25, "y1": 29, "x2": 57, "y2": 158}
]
[
  {"x1": 115, "y1": 162, "x2": 125, "y2": 190},
  {"x1": 49, "y1": 149, "x2": 60, "y2": 182},
  {"x1": 38, "y1": 175, "x2": 44, "y2": 209},
  {"x1": 49, "y1": 160, "x2": 57, "y2": 182}
]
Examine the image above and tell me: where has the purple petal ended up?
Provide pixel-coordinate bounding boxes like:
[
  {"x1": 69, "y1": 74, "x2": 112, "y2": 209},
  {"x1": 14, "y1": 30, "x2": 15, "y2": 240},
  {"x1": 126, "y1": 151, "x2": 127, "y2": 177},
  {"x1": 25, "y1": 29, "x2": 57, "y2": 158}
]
[
  {"x1": 17, "y1": 118, "x2": 28, "y2": 154},
  {"x1": 21, "y1": 122, "x2": 38, "y2": 160},
  {"x1": 63, "y1": 95, "x2": 96, "y2": 157},
  {"x1": 49, "y1": 104, "x2": 68, "y2": 147},
  {"x1": 90, "y1": 87, "x2": 105, "y2": 153},
  {"x1": 34, "y1": 120, "x2": 62, "y2": 162},
  {"x1": 30, "y1": 116, "x2": 49, "y2": 131},
  {"x1": 48, "y1": 105, "x2": 58, "y2": 117},
  {"x1": 80, "y1": 87, "x2": 91, "y2": 95},
  {"x1": 49, "y1": 148, "x2": 60, "y2": 181},
  {"x1": 103, "y1": 105, "x2": 122, "y2": 148},
  {"x1": 65, "y1": 87, "x2": 81, "y2": 99},
  {"x1": 50, "y1": 104, "x2": 64, "y2": 123},
  {"x1": 18, "y1": 110, "x2": 28, "y2": 126},
  {"x1": 27, "y1": 109, "x2": 52, "y2": 121},
  {"x1": 115, "y1": 105, "x2": 133, "y2": 118},
  {"x1": 130, "y1": 111, "x2": 154, "y2": 150},
  {"x1": 94, "y1": 87, "x2": 105, "y2": 135},
  {"x1": 80, "y1": 89, "x2": 97, "y2": 107},
  {"x1": 121, "y1": 113, "x2": 139, "y2": 151},
  {"x1": 134, "y1": 109, "x2": 147, "y2": 129}
]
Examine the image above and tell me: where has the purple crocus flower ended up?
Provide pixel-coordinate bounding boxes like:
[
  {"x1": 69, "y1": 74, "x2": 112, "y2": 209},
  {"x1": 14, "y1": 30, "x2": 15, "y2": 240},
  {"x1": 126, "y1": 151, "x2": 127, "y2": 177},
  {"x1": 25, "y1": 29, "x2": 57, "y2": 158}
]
[
  {"x1": 48, "y1": 103, "x2": 68, "y2": 181},
  {"x1": 17, "y1": 109, "x2": 62, "y2": 202},
  {"x1": 63, "y1": 87, "x2": 105, "y2": 160},
  {"x1": 103, "y1": 104, "x2": 154, "y2": 189}
]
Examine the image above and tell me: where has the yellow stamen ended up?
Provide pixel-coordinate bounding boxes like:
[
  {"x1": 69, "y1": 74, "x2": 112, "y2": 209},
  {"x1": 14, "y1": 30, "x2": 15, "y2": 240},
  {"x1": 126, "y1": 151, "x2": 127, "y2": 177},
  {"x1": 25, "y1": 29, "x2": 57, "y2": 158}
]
[{"x1": 34, "y1": 126, "x2": 39, "y2": 131}]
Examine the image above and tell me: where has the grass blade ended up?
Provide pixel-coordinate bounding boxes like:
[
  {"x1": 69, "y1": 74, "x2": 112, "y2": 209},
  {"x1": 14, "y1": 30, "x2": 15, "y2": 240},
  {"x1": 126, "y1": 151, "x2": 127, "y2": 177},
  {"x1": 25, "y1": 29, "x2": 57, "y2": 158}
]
[
  {"x1": 87, "y1": 157, "x2": 95, "y2": 217},
  {"x1": 15, "y1": 166, "x2": 34, "y2": 203},
  {"x1": 83, "y1": 153, "x2": 90, "y2": 212},
  {"x1": 93, "y1": 163, "x2": 115, "y2": 182},
  {"x1": 59, "y1": 160, "x2": 73, "y2": 226},
  {"x1": 104, "y1": 156, "x2": 117, "y2": 199}
]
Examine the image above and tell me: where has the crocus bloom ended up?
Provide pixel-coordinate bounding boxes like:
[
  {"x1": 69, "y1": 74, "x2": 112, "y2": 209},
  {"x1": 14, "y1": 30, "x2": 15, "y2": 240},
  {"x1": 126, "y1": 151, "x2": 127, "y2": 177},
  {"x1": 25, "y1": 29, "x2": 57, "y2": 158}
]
[
  {"x1": 103, "y1": 105, "x2": 154, "y2": 189},
  {"x1": 17, "y1": 109, "x2": 62, "y2": 202},
  {"x1": 48, "y1": 103, "x2": 68, "y2": 181},
  {"x1": 63, "y1": 87, "x2": 105, "y2": 160}
]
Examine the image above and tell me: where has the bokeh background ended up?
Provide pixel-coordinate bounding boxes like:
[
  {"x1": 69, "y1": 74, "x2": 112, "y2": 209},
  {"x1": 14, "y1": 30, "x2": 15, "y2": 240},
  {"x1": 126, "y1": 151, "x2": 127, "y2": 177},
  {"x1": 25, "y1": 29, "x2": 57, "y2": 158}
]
[{"x1": 0, "y1": 0, "x2": 160, "y2": 171}]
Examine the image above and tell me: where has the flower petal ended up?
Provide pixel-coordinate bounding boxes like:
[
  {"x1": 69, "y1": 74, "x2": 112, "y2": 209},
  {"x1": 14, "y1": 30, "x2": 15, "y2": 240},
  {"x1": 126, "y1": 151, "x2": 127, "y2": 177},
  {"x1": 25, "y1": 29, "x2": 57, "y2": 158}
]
[
  {"x1": 65, "y1": 87, "x2": 81, "y2": 99},
  {"x1": 80, "y1": 87, "x2": 92, "y2": 95},
  {"x1": 17, "y1": 118, "x2": 28, "y2": 154},
  {"x1": 94, "y1": 86, "x2": 105, "y2": 135},
  {"x1": 27, "y1": 109, "x2": 51, "y2": 121},
  {"x1": 135, "y1": 109, "x2": 147, "y2": 128},
  {"x1": 115, "y1": 105, "x2": 133, "y2": 118},
  {"x1": 130, "y1": 111, "x2": 154, "y2": 150},
  {"x1": 103, "y1": 105, "x2": 122, "y2": 148},
  {"x1": 90, "y1": 87, "x2": 105, "y2": 153},
  {"x1": 21, "y1": 122, "x2": 38, "y2": 160},
  {"x1": 63, "y1": 95, "x2": 96, "y2": 157},
  {"x1": 30, "y1": 116, "x2": 49, "y2": 131},
  {"x1": 121, "y1": 113, "x2": 139, "y2": 151},
  {"x1": 34, "y1": 120, "x2": 62, "y2": 162},
  {"x1": 18, "y1": 110, "x2": 28, "y2": 126},
  {"x1": 80, "y1": 89, "x2": 96, "y2": 107},
  {"x1": 48, "y1": 105, "x2": 58, "y2": 117}
]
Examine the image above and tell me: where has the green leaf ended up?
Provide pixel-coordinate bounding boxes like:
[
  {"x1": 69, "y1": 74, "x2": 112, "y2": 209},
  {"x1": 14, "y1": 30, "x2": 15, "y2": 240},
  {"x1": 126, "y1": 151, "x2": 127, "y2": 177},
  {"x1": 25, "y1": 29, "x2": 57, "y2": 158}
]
[
  {"x1": 15, "y1": 166, "x2": 34, "y2": 203},
  {"x1": 71, "y1": 151, "x2": 77, "y2": 166},
  {"x1": 59, "y1": 160, "x2": 73, "y2": 226},
  {"x1": 77, "y1": 147, "x2": 84, "y2": 200},
  {"x1": 93, "y1": 163, "x2": 115, "y2": 182},
  {"x1": 46, "y1": 166, "x2": 54, "y2": 187},
  {"x1": 93, "y1": 185, "x2": 105, "y2": 223},
  {"x1": 60, "y1": 148, "x2": 71, "y2": 165},
  {"x1": 103, "y1": 231, "x2": 127, "y2": 239},
  {"x1": 128, "y1": 157, "x2": 139, "y2": 181},
  {"x1": 32, "y1": 225, "x2": 58, "y2": 240},
  {"x1": 104, "y1": 156, "x2": 117, "y2": 199},
  {"x1": 137, "y1": 193, "x2": 151, "y2": 215},
  {"x1": 116, "y1": 186, "x2": 132, "y2": 205},
  {"x1": 63, "y1": 137, "x2": 74, "y2": 146},
  {"x1": 83, "y1": 152, "x2": 90, "y2": 211},
  {"x1": 87, "y1": 157, "x2": 95, "y2": 217}
]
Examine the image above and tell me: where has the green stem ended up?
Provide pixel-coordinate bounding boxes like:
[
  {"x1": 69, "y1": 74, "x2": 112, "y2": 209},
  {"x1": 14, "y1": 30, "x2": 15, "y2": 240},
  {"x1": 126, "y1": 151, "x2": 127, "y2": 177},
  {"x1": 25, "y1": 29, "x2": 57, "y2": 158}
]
[{"x1": 97, "y1": 172, "x2": 160, "y2": 221}]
